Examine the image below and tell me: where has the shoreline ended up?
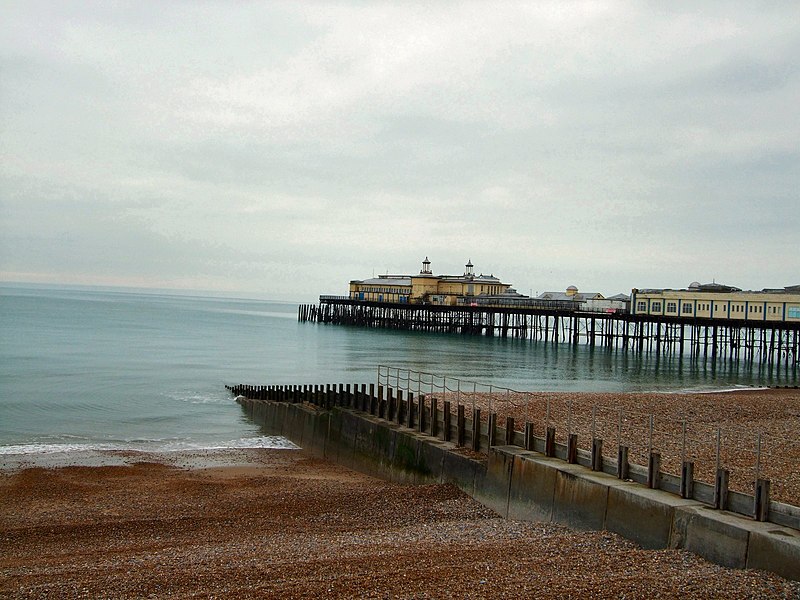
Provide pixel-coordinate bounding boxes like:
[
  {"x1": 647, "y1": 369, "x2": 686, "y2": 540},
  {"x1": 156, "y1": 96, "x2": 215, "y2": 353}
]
[
  {"x1": 0, "y1": 443, "x2": 301, "y2": 473},
  {"x1": 2, "y1": 448, "x2": 799, "y2": 599},
  {"x1": 4, "y1": 387, "x2": 799, "y2": 502}
]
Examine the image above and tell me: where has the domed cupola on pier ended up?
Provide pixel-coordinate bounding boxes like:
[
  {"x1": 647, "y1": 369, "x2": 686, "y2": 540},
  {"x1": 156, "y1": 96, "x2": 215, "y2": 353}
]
[
  {"x1": 465, "y1": 259, "x2": 474, "y2": 278},
  {"x1": 420, "y1": 257, "x2": 432, "y2": 275}
]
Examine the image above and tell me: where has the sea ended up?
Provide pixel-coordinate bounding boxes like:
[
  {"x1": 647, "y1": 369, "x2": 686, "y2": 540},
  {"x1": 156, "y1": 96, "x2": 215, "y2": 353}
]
[{"x1": 1, "y1": 284, "x2": 796, "y2": 465}]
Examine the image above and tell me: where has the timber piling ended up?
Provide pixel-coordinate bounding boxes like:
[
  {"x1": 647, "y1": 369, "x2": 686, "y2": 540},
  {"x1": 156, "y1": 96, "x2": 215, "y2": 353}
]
[{"x1": 298, "y1": 298, "x2": 799, "y2": 370}]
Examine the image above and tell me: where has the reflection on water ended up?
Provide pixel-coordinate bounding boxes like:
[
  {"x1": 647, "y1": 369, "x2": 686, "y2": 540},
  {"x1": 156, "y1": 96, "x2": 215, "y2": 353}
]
[{"x1": 333, "y1": 325, "x2": 797, "y2": 392}]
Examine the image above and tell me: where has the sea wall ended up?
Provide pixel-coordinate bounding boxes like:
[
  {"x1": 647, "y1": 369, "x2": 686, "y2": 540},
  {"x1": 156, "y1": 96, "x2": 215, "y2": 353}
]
[{"x1": 235, "y1": 394, "x2": 800, "y2": 582}]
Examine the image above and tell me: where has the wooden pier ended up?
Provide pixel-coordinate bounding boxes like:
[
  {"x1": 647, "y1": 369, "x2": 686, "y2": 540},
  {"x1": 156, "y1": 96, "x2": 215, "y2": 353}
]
[{"x1": 298, "y1": 297, "x2": 800, "y2": 370}]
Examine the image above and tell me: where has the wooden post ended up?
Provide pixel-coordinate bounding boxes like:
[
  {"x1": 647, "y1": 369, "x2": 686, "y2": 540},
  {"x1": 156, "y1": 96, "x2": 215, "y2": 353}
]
[
  {"x1": 472, "y1": 408, "x2": 481, "y2": 452},
  {"x1": 567, "y1": 434, "x2": 578, "y2": 464},
  {"x1": 617, "y1": 445, "x2": 629, "y2": 480},
  {"x1": 368, "y1": 384, "x2": 375, "y2": 413},
  {"x1": 430, "y1": 397, "x2": 438, "y2": 438},
  {"x1": 407, "y1": 392, "x2": 415, "y2": 429},
  {"x1": 505, "y1": 416, "x2": 514, "y2": 445},
  {"x1": 387, "y1": 387, "x2": 396, "y2": 421},
  {"x1": 545, "y1": 426, "x2": 556, "y2": 457},
  {"x1": 418, "y1": 394, "x2": 426, "y2": 433},
  {"x1": 524, "y1": 422, "x2": 534, "y2": 451},
  {"x1": 488, "y1": 412, "x2": 497, "y2": 447},
  {"x1": 457, "y1": 404, "x2": 465, "y2": 447},
  {"x1": 443, "y1": 401, "x2": 451, "y2": 442},
  {"x1": 648, "y1": 452, "x2": 661, "y2": 489},
  {"x1": 397, "y1": 390, "x2": 404, "y2": 424},
  {"x1": 681, "y1": 461, "x2": 694, "y2": 499},
  {"x1": 591, "y1": 438, "x2": 603, "y2": 472},
  {"x1": 714, "y1": 468, "x2": 729, "y2": 509},
  {"x1": 754, "y1": 478, "x2": 771, "y2": 522}
]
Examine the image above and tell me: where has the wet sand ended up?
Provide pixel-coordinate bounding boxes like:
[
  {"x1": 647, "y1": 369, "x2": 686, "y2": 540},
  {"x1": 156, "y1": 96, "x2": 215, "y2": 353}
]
[{"x1": 1, "y1": 448, "x2": 798, "y2": 599}]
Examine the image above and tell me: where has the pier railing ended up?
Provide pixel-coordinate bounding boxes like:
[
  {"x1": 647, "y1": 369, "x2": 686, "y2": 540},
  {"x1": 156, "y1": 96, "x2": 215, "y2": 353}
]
[{"x1": 376, "y1": 365, "x2": 799, "y2": 520}]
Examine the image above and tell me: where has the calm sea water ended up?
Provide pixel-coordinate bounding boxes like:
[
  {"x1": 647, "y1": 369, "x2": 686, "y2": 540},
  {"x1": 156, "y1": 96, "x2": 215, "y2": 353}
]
[{"x1": 1, "y1": 284, "x2": 796, "y2": 456}]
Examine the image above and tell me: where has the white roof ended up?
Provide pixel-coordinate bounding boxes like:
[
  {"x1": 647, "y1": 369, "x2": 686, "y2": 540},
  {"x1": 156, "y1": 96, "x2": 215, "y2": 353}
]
[
  {"x1": 538, "y1": 291, "x2": 604, "y2": 301},
  {"x1": 357, "y1": 277, "x2": 411, "y2": 286}
]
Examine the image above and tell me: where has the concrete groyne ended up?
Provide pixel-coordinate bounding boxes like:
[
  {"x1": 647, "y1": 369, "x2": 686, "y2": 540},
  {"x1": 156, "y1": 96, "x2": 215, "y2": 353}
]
[{"x1": 227, "y1": 383, "x2": 800, "y2": 582}]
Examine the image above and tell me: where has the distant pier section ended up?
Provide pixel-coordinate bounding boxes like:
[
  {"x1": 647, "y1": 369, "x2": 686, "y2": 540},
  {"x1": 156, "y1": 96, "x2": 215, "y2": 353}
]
[{"x1": 298, "y1": 258, "x2": 800, "y2": 369}]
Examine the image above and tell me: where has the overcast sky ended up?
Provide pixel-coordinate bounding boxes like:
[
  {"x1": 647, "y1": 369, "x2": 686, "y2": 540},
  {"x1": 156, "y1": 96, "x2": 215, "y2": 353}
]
[{"x1": 1, "y1": 2, "x2": 798, "y2": 301}]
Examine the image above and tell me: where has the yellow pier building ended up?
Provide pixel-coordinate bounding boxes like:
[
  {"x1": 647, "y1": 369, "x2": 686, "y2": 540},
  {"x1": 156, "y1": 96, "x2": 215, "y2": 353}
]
[
  {"x1": 349, "y1": 258, "x2": 514, "y2": 306},
  {"x1": 630, "y1": 283, "x2": 800, "y2": 323}
]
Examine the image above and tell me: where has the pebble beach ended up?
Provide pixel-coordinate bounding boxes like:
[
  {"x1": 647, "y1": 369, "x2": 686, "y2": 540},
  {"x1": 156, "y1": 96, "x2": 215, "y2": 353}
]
[
  {"x1": 448, "y1": 387, "x2": 800, "y2": 504},
  {"x1": 2, "y1": 446, "x2": 799, "y2": 599}
]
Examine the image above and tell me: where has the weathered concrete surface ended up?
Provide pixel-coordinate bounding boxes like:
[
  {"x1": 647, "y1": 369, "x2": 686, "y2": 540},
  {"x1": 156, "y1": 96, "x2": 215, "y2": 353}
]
[
  {"x1": 507, "y1": 451, "x2": 558, "y2": 523},
  {"x1": 606, "y1": 481, "x2": 697, "y2": 550},
  {"x1": 238, "y1": 398, "x2": 799, "y2": 582},
  {"x1": 551, "y1": 463, "x2": 612, "y2": 532},
  {"x1": 747, "y1": 527, "x2": 800, "y2": 582},
  {"x1": 441, "y1": 449, "x2": 484, "y2": 497},
  {"x1": 473, "y1": 445, "x2": 514, "y2": 518},
  {"x1": 671, "y1": 506, "x2": 753, "y2": 569}
]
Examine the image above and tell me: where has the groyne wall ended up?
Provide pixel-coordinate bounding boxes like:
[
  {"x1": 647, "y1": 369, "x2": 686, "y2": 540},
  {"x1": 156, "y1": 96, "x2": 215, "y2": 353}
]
[{"x1": 230, "y1": 385, "x2": 800, "y2": 582}]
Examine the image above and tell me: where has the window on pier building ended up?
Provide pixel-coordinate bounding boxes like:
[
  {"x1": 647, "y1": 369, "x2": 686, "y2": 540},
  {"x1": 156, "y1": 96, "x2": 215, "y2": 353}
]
[
  {"x1": 666, "y1": 302, "x2": 677, "y2": 313},
  {"x1": 651, "y1": 301, "x2": 662, "y2": 312},
  {"x1": 637, "y1": 301, "x2": 646, "y2": 312},
  {"x1": 682, "y1": 303, "x2": 693, "y2": 313}
]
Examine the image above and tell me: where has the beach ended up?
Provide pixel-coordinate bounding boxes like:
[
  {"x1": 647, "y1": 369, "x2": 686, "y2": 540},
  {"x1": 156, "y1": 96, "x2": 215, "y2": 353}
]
[{"x1": 2, "y1": 448, "x2": 798, "y2": 599}]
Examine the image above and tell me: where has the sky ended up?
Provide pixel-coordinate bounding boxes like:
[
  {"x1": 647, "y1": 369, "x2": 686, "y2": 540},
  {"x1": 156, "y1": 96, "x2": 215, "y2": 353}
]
[{"x1": 1, "y1": 2, "x2": 798, "y2": 302}]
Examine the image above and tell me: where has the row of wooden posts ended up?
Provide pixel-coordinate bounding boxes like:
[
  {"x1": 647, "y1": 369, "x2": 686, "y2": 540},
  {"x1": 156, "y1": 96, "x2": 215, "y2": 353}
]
[{"x1": 226, "y1": 382, "x2": 773, "y2": 522}]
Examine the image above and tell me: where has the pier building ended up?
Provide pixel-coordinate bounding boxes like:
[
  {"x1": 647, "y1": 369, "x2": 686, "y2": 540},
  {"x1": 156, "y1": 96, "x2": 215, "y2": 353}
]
[
  {"x1": 348, "y1": 258, "x2": 514, "y2": 306},
  {"x1": 537, "y1": 287, "x2": 630, "y2": 313},
  {"x1": 631, "y1": 283, "x2": 800, "y2": 323}
]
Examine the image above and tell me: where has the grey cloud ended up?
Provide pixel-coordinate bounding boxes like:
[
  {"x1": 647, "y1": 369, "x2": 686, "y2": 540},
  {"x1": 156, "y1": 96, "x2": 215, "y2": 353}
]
[{"x1": 1, "y1": 2, "x2": 798, "y2": 297}]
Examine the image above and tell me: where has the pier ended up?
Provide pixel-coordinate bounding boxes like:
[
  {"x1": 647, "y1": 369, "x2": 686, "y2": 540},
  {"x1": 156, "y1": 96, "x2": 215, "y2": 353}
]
[{"x1": 298, "y1": 297, "x2": 800, "y2": 369}]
